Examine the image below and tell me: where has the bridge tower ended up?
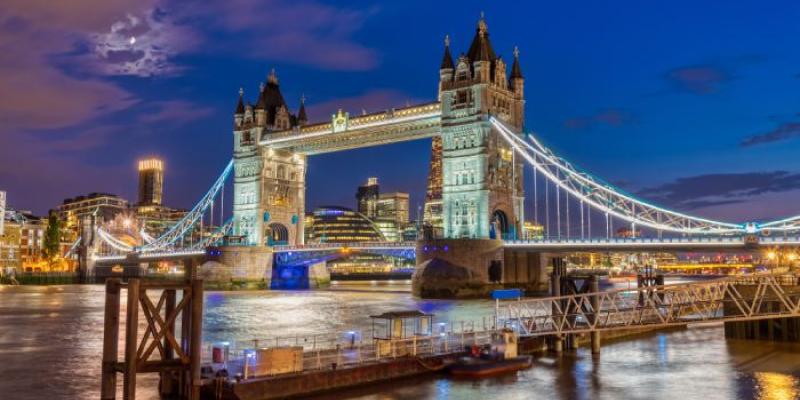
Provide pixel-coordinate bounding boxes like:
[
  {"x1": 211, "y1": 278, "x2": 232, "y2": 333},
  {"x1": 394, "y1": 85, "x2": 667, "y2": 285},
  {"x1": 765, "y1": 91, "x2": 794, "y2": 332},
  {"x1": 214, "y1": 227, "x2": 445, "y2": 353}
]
[
  {"x1": 438, "y1": 16, "x2": 525, "y2": 239},
  {"x1": 232, "y1": 70, "x2": 307, "y2": 247},
  {"x1": 414, "y1": 16, "x2": 536, "y2": 298}
]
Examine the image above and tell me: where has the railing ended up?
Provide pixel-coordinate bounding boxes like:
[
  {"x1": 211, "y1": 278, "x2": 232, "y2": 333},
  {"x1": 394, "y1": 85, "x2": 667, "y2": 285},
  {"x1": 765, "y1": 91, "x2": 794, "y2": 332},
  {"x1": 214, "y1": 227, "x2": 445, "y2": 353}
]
[
  {"x1": 207, "y1": 318, "x2": 498, "y2": 379},
  {"x1": 273, "y1": 241, "x2": 416, "y2": 252},
  {"x1": 497, "y1": 274, "x2": 800, "y2": 337}
]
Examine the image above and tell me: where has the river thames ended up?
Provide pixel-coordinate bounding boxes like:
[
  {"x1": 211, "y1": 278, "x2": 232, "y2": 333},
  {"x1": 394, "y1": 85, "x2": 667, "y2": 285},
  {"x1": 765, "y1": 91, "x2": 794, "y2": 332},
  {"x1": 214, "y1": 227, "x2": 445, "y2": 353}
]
[{"x1": 1, "y1": 282, "x2": 799, "y2": 400}]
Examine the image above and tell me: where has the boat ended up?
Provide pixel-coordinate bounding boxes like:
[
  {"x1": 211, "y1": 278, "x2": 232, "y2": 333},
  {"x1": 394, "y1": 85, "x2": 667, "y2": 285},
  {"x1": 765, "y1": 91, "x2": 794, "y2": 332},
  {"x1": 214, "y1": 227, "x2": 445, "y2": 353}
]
[
  {"x1": 448, "y1": 354, "x2": 533, "y2": 378},
  {"x1": 448, "y1": 329, "x2": 533, "y2": 378}
]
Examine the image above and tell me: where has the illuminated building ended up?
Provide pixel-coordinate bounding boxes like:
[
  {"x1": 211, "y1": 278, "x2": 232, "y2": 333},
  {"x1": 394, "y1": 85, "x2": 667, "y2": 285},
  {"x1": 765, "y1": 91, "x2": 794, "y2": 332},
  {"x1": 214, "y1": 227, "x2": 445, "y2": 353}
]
[
  {"x1": 136, "y1": 205, "x2": 188, "y2": 237},
  {"x1": 57, "y1": 193, "x2": 129, "y2": 234},
  {"x1": 137, "y1": 158, "x2": 164, "y2": 206},
  {"x1": 522, "y1": 221, "x2": 544, "y2": 240},
  {"x1": 615, "y1": 226, "x2": 641, "y2": 238},
  {"x1": 356, "y1": 177, "x2": 380, "y2": 219},
  {"x1": 377, "y1": 192, "x2": 409, "y2": 228},
  {"x1": 375, "y1": 192, "x2": 410, "y2": 242},
  {"x1": 423, "y1": 136, "x2": 443, "y2": 236},
  {"x1": 232, "y1": 69, "x2": 308, "y2": 246},
  {"x1": 0, "y1": 208, "x2": 45, "y2": 273},
  {"x1": 0, "y1": 190, "x2": 5, "y2": 235},
  {"x1": 439, "y1": 17, "x2": 525, "y2": 238},
  {"x1": 305, "y1": 206, "x2": 385, "y2": 243},
  {"x1": 133, "y1": 159, "x2": 188, "y2": 236},
  {"x1": 0, "y1": 214, "x2": 20, "y2": 273}
]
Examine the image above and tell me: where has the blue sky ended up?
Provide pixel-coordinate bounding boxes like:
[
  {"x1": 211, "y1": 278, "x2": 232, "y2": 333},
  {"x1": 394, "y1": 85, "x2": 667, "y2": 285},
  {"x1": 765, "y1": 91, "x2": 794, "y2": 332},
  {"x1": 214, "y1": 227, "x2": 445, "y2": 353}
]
[{"x1": 2, "y1": 0, "x2": 800, "y2": 223}]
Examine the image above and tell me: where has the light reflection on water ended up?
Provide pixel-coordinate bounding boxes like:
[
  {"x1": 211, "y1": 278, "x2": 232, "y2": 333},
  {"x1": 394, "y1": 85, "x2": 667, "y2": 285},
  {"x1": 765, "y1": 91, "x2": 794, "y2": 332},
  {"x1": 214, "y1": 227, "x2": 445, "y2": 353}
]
[{"x1": 1, "y1": 283, "x2": 800, "y2": 400}]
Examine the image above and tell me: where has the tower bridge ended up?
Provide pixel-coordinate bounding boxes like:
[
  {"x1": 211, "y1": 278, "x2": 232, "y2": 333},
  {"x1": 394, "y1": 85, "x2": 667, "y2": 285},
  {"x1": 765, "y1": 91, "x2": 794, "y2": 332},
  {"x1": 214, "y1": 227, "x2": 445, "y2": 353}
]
[{"x1": 85, "y1": 16, "x2": 800, "y2": 297}]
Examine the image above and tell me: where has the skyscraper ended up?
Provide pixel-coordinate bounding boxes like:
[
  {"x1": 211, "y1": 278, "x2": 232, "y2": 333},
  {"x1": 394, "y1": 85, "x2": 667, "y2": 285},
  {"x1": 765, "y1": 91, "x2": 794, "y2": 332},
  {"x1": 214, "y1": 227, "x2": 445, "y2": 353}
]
[
  {"x1": 355, "y1": 177, "x2": 380, "y2": 219},
  {"x1": 423, "y1": 137, "x2": 443, "y2": 235},
  {"x1": 137, "y1": 158, "x2": 164, "y2": 206}
]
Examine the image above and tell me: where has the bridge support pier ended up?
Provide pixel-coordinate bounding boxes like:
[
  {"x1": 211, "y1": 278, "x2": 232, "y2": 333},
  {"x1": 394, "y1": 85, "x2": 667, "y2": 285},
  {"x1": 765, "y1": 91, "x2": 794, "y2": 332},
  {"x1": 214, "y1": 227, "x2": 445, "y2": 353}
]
[
  {"x1": 413, "y1": 239, "x2": 549, "y2": 298},
  {"x1": 99, "y1": 275, "x2": 204, "y2": 400},
  {"x1": 550, "y1": 263, "x2": 563, "y2": 353},
  {"x1": 589, "y1": 275, "x2": 601, "y2": 354}
]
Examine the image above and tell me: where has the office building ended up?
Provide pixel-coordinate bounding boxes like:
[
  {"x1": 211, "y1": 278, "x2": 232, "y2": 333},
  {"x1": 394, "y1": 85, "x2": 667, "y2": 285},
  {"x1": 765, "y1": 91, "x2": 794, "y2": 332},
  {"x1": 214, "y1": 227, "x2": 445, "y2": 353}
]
[
  {"x1": 138, "y1": 158, "x2": 164, "y2": 206},
  {"x1": 356, "y1": 177, "x2": 380, "y2": 219},
  {"x1": 305, "y1": 206, "x2": 385, "y2": 243}
]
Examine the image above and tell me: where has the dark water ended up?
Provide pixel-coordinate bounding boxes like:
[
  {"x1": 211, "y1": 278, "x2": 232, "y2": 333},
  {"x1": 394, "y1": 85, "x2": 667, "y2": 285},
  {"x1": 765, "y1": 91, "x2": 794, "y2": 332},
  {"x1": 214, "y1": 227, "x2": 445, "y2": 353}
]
[{"x1": 1, "y1": 283, "x2": 799, "y2": 400}]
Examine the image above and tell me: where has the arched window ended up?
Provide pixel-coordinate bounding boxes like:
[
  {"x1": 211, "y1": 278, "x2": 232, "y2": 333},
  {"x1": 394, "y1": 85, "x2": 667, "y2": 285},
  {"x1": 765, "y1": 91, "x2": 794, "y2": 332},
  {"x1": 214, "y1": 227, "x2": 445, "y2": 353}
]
[{"x1": 277, "y1": 165, "x2": 286, "y2": 180}]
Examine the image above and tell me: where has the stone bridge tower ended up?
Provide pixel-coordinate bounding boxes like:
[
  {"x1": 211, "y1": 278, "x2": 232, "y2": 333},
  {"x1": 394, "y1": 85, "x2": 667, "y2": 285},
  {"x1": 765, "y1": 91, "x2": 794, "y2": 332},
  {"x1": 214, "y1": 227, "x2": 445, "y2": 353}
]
[
  {"x1": 232, "y1": 70, "x2": 307, "y2": 246},
  {"x1": 438, "y1": 16, "x2": 525, "y2": 240}
]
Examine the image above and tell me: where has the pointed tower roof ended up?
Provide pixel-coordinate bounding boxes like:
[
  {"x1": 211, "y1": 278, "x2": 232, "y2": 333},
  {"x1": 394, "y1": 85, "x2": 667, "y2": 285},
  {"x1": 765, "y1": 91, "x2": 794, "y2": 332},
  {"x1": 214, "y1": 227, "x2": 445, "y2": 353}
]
[
  {"x1": 255, "y1": 68, "x2": 289, "y2": 125},
  {"x1": 235, "y1": 87, "x2": 245, "y2": 114},
  {"x1": 467, "y1": 13, "x2": 496, "y2": 62},
  {"x1": 297, "y1": 94, "x2": 308, "y2": 124},
  {"x1": 440, "y1": 35, "x2": 454, "y2": 70},
  {"x1": 510, "y1": 46, "x2": 523, "y2": 80}
]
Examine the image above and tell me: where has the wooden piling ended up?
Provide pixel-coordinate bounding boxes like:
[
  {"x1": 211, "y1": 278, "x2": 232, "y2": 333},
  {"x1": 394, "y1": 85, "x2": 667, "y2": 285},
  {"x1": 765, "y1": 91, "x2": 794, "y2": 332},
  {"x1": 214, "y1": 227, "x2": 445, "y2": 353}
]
[
  {"x1": 189, "y1": 279, "x2": 204, "y2": 400},
  {"x1": 101, "y1": 279, "x2": 121, "y2": 400},
  {"x1": 160, "y1": 289, "x2": 177, "y2": 396},
  {"x1": 123, "y1": 279, "x2": 140, "y2": 400}
]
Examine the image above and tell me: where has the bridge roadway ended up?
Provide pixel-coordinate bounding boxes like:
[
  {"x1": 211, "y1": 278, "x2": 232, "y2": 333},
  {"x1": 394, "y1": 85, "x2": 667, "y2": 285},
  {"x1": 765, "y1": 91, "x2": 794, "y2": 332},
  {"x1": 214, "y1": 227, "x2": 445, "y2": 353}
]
[{"x1": 94, "y1": 235, "x2": 800, "y2": 265}]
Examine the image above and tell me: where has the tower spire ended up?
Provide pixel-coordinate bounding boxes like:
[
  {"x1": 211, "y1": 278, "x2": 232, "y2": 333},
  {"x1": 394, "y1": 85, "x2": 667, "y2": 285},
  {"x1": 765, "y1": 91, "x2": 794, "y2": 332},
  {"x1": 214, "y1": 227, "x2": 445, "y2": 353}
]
[
  {"x1": 235, "y1": 87, "x2": 245, "y2": 114},
  {"x1": 297, "y1": 94, "x2": 307, "y2": 125},
  {"x1": 467, "y1": 13, "x2": 495, "y2": 62},
  {"x1": 510, "y1": 46, "x2": 523, "y2": 80},
  {"x1": 440, "y1": 34, "x2": 454, "y2": 70},
  {"x1": 268, "y1": 68, "x2": 278, "y2": 85}
]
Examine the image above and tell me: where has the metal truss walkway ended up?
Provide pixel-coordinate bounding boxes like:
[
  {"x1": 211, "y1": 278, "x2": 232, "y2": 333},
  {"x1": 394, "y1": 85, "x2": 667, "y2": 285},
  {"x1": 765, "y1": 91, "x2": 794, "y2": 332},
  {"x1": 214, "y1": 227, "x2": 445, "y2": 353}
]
[{"x1": 496, "y1": 275, "x2": 800, "y2": 337}]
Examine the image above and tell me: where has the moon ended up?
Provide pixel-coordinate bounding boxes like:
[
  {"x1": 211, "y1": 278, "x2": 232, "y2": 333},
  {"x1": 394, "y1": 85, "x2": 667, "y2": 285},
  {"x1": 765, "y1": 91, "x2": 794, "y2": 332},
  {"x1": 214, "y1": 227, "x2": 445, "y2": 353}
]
[{"x1": 129, "y1": 36, "x2": 136, "y2": 45}]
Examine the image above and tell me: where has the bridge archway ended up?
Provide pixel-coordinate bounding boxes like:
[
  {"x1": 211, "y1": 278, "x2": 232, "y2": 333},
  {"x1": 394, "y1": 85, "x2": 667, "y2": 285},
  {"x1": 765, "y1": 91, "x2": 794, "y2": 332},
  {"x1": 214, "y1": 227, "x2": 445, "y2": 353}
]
[
  {"x1": 492, "y1": 210, "x2": 511, "y2": 239},
  {"x1": 266, "y1": 223, "x2": 289, "y2": 246}
]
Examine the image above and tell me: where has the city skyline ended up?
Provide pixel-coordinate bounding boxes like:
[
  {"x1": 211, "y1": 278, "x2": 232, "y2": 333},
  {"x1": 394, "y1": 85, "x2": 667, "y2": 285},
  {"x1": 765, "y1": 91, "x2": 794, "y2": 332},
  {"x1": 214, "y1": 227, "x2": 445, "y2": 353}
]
[{"x1": 3, "y1": 1, "x2": 800, "y2": 224}]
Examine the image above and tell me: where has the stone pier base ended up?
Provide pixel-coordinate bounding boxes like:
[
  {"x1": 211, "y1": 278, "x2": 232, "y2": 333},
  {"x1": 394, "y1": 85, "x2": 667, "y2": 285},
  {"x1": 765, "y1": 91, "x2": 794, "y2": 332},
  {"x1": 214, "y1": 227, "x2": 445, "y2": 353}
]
[
  {"x1": 200, "y1": 246, "x2": 272, "y2": 290},
  {"x1": 413, "y1": 239, "x2": 551, "y2": 299}
]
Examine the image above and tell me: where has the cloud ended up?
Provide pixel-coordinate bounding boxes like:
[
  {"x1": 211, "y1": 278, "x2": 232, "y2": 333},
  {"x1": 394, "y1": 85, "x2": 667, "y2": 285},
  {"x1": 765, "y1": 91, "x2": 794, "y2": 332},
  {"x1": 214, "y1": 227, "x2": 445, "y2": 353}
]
[
  {"x1": 564, "y1": 108, "x2": 635, "y2": 130},
  {"x1": 138, "y1": 100, "x2": 215, "y2": 124},
  {"x1": 0, "y1": 7, "x2": 139, "y2": 132},
  {"x1": 89, "y1": 9, "x2": 200, "y2": 77},
  {"x1": 664, "y1": 65, "x2": 731, "y2": 94},
  {"x1": 305, "y1": 89, "x2": 420, "y2": 122},
  {"x1": 173, "y1": 0, "x2": 379, "y2": 71},
  {"x1": 741, "y1": 122, "x2": 800, "y2": 147},
  {"x1": 638, "y1": 171, "x2": 800, "y2": 210}
]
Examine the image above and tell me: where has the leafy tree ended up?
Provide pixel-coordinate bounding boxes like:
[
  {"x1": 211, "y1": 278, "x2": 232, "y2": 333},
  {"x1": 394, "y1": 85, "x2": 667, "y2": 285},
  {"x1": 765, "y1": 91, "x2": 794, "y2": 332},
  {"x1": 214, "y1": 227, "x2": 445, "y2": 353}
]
[{"x1": 43, "y1": 213, "x2": 61, "y2": 261}]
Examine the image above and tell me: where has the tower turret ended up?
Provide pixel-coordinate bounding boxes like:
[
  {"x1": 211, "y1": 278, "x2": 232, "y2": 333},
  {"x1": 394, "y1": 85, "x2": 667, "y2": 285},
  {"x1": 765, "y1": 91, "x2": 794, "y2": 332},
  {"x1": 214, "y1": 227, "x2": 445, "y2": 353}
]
[
  {"x1": 297, "y1": 95, "x2": 308, "y2": 126},
  {"x1": 510, "y1": 46, "x2": 524, "y2": 97},
  {"x1": 439, "y1": 35, "x2": 455, "y2": 100},
  {"x1": 255, "y1": 81, "x2": 266, "y2": 126},
  {"x1": 234, "y1": 87, "x2": 245, "y2": 127},
  {"x1": 467, "y1": 13, "x2": 495, "y2": 83}
]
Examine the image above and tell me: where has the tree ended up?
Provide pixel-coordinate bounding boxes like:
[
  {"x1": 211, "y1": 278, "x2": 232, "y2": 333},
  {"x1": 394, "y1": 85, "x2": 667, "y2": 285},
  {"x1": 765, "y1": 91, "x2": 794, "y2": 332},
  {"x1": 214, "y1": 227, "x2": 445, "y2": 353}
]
[{"x1": 43, "y1": 213, "x2": 61, "y2": 262}]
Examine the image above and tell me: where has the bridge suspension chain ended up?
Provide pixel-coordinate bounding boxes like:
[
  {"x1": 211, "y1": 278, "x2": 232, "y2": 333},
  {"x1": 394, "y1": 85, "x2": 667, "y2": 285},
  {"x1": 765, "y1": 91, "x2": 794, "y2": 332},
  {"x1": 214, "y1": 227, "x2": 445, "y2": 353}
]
[{"x1": 491, "y1": 117, "x2": 746, "y2": 236}]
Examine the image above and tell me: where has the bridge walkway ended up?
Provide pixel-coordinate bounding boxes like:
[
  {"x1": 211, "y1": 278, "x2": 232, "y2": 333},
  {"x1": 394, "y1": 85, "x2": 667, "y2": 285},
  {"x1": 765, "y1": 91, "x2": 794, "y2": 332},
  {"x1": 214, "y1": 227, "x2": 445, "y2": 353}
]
[{"x1": 497, "y1": 275, "x2": 800, "y2": 337}]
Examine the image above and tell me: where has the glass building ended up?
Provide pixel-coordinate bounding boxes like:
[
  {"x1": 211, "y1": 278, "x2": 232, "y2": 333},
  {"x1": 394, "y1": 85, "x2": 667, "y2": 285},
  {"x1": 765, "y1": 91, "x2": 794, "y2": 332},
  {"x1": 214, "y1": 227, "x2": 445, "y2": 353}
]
[{"x1": 305, "y1": 206, "x2": 385, "y2": 243}]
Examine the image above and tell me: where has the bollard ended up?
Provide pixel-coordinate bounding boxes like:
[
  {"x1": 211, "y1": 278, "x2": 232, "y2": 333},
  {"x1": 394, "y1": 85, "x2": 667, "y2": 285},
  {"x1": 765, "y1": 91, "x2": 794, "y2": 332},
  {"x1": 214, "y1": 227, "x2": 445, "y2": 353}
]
[
  {"x1": 101, "y1": 279, "x2": 121, "y2": 400},
  {"x1": 123, "y1": 279, "x2": 140, "y2": 400}
]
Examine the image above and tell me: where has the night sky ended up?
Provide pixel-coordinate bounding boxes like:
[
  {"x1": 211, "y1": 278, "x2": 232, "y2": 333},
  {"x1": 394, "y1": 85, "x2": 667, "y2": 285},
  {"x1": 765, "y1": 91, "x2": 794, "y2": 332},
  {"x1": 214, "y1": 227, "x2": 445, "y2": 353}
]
[{"x1": 3, "y1": 1, "x2": 800, "y2": 224}]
